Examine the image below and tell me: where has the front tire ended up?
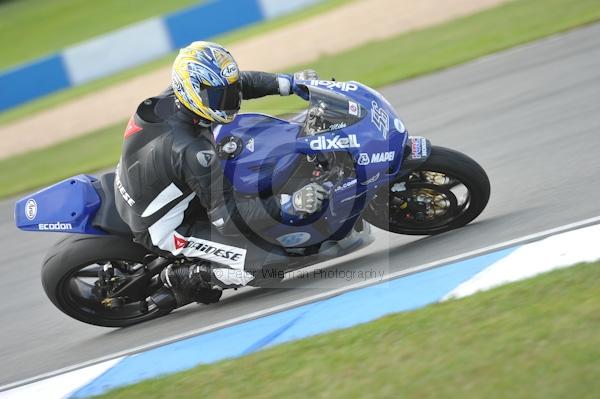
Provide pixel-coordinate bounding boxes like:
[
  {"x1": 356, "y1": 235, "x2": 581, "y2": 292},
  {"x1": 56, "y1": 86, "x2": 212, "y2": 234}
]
[
  {"x1": 364, "y1": 146, "x2": 490, "y2": 235},
  {"x1": 42, "y1": 235, "x2": 172, "y2": 327}
]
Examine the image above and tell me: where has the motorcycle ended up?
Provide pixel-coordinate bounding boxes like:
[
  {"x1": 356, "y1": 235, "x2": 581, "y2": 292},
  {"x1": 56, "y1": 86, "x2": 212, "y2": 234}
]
[{"x1": 15, "y1": 80, "x2": 490, "y2": 327}]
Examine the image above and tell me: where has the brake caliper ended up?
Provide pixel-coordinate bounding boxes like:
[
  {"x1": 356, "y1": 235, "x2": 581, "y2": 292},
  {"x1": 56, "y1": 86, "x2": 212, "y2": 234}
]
[{"x1": 96, "y1": 263, "x2": 126, "y2": 307}]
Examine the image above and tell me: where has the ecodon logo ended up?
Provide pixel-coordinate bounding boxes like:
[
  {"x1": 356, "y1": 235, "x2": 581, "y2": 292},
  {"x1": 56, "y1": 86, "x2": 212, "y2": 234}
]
[
  {"x1": 309, "y1": 134, "x2": 360, "y2": 150},
  {"x1": 39, "y1": 222, "x2": 73, "y2": 230}
]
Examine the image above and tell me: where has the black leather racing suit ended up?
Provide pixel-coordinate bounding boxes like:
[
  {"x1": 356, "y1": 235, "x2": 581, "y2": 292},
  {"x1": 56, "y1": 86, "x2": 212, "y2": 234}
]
[{"x1": 115, "y1": 72, "x2": 288, "y2": 287}]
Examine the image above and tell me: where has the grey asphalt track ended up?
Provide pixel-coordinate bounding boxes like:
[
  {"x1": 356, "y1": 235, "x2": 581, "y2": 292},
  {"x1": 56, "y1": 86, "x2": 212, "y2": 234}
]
[{"x1": 1, "y1": 23, "x2": 599, "y2": 386}]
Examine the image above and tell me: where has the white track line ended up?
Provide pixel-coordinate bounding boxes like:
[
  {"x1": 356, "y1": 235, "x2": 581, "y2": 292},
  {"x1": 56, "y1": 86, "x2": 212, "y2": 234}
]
[
  {"x1": 0, "y1": 357, "x2": 124, "y2": 399},
  {"x1": 2, "y1": 215, "x2": 600, "y2": 392}
]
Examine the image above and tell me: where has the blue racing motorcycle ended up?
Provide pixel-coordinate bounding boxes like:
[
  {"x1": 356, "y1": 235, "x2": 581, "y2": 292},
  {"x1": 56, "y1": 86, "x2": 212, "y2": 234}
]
[{"x1": 15, "y1": 80, "x2": 490, "y2": 327}]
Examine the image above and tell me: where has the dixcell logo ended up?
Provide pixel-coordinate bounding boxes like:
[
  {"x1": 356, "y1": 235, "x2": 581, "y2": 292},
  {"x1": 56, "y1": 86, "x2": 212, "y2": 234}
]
[
  {"x1": 309, "y1": 80, "x2": 358, "y2": 92},
  {"x1": 309, "y1": 134, "x2": 360, "y2": 150}
]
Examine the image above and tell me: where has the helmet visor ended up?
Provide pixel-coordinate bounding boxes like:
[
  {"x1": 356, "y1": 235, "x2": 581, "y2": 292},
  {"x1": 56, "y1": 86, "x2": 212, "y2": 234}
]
[{"x1": 201, "y1": 82, "x2": 242, "y2": 117}]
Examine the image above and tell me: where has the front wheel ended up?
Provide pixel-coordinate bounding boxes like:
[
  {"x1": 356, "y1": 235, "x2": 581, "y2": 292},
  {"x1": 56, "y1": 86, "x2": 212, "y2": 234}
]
[
  {"x1": 364, "y1": 146, "x2": 490, "y2": 235},
  {"x1": 42, "y1": 235, "x2": 171, "y2": 327}
]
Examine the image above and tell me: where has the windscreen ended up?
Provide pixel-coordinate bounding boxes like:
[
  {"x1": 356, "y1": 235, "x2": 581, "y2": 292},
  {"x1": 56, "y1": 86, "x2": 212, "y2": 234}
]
[{"x1": 300, "y1": 86, "x2": 366, "y2": 136}]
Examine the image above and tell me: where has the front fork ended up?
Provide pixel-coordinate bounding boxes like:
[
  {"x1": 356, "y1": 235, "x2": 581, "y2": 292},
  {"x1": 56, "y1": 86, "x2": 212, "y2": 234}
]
[{"x1": 387, "y1": 136, "x2": 434, "y2": 222}]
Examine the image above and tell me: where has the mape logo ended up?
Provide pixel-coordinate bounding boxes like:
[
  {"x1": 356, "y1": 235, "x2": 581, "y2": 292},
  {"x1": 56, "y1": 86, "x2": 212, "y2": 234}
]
[{"x1": 357, "y1": 153, "x2": 370, "y2": 166}]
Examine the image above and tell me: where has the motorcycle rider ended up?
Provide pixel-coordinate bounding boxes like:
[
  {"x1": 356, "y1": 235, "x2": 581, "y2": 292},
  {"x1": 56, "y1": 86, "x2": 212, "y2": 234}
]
[{"x1": 114, "y1": 41, "x2": 327, "y2": 307}]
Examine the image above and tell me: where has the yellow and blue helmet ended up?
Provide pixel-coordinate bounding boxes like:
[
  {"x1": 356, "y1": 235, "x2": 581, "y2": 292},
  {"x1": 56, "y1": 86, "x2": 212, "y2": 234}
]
[{"x1": 171, "y1": 41, "x2": 241, "y2": 124}]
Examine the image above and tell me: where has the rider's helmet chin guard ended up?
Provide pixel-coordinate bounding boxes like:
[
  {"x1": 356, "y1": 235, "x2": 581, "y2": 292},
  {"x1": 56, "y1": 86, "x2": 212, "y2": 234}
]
[{"x1": 171, "y1": 41, "x2": 242, "y2": 124}]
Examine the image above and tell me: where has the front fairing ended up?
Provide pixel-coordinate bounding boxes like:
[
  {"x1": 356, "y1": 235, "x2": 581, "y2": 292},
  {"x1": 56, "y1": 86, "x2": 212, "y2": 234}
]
[
  {"x1": 215, "y1": 80, "x2": 410, "y2": 248},
  {"x1": 295, "y1": 81, "x2": 409, "y2": 186},
  {"x1": 213, "y1": 114, "x2": 302, "y2": 195}
]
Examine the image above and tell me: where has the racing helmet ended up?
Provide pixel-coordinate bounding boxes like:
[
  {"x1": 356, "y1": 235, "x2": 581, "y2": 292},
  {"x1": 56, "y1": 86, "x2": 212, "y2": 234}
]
[{"x1": 171, "y1": 41, "x2": 242, "y2": 124}]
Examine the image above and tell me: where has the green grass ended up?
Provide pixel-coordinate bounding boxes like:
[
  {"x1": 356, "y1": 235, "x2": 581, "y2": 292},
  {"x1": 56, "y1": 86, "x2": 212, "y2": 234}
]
[
  {"x1": 94, "y1": 261, "x2": 600, "y2": 399},
  {"x1": 242, "y1": 0, "x2": 600, "y2": 115},
  {"x1": 3, "y1": 0, "x2": 600, "y2": 198},
  {"x1": 0, "y1": 122, "x2": 123, "y2": 197},
  {"x1": 0, "y1": 0, "x2": 202, "y2": 70},
  {"x1": 0, "y1": 0, "x2": 356, "y2": 126}
]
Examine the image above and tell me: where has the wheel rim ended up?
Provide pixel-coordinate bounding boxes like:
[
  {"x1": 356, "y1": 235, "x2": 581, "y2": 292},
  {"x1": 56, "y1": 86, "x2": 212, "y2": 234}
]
[
  {"x1": 60, "y1": 259, "x2": 161, "y2": 322},
  {"x1": 372, "y1": 170, "x2": 473, "y2": 232}
]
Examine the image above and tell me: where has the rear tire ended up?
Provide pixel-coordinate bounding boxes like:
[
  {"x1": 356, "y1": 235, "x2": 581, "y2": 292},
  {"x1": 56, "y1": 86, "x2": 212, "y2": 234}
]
[
  {"x1": 42, "y1": 235, "x2": 172, "y2": 327},
  {"x1": 364, "y1": 146, "x2": 490, "y2": 235}
]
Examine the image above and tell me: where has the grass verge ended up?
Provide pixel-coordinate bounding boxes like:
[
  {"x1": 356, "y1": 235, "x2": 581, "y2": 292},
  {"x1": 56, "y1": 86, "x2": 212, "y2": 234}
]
[
  {"x1": 0, "y1": 0, "x2": 202, "y2": 70},
  {"x1": 0, "y1": 123, "x2": 123, "y2": 197},
  {"x1": 94, "y1": 261, "x2": 600, "y2": 399},
  {"x1": 3, "y1": 0, "x2": 600, "y2": 199},
  {"x1": 0, "y1": 0, "x2": 355, "y2": 126},
  {"x1": 242, "y1": 0, "x2": 600, "y2": 115}
]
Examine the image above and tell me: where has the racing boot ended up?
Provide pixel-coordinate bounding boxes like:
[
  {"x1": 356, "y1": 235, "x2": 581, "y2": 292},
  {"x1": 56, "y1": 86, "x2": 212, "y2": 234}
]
[{"x1": 160, "y1": 263, "x2": 223, "y2": 305}]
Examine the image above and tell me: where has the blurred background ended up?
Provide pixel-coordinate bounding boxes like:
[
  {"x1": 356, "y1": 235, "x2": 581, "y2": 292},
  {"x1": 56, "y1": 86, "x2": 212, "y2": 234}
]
[{"x1": 4, "y1": 0, "x2": 593, "y2": 198}]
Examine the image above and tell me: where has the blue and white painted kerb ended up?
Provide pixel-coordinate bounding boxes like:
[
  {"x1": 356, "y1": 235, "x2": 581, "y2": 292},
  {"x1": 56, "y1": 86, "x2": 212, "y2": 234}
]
[
  {"x1": 0, "y1": 0, "x2": 322, "y2": 112},
  {"x1": 2, "y1": 219, "x2": 599, "y2": 398}
]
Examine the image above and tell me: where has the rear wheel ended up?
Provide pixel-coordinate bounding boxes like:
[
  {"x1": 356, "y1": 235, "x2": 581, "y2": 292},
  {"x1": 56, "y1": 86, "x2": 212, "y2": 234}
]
[
  {"x1": 364, "y1": 146, "x2": 490, "y2": 235},
  {"x1": 42, "y1": 235, "x2": 171, "y2": 327}
]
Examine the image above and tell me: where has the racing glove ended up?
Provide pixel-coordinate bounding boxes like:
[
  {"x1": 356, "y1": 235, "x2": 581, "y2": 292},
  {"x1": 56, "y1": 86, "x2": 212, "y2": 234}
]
[
  {"x1": 278, "y1": 69, "x2": 319, "y2": 100},
  {"x1": 280, "y1": 182, "x2": 328, "y2": 223}
]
